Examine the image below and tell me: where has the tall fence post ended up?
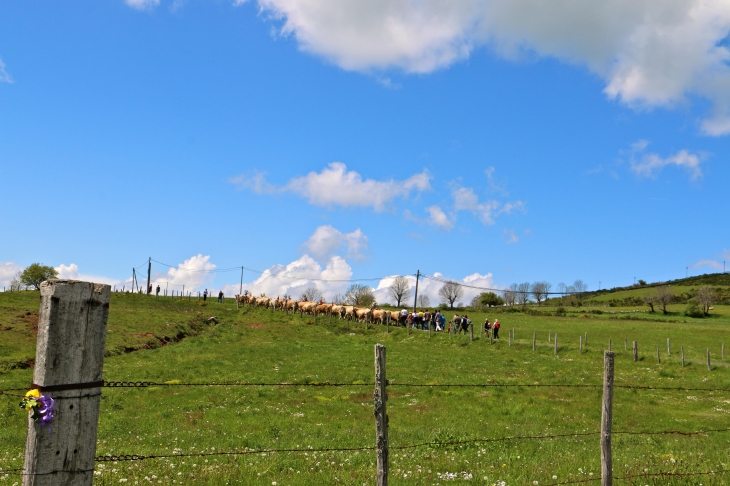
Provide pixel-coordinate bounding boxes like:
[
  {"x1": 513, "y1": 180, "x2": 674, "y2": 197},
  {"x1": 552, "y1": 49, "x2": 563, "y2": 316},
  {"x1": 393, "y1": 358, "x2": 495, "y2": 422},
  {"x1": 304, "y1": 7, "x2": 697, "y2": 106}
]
[
  {"x1": 374, "y1": 344, "x2": 388, "y2": 486},
  {"x1": 601, "y1": 351, "x2": 615, "y2": 486},
  {"x1": 681, "y1": 346, "x2": 685, "y2": 367},
  {"x1": 386, "y1": 313, "x2": 390, "y2": 334},
  {"x1": 667, "y1": 338, "x2": 671, "y2": 355},
  {"x1": 722, "y1": 343, "x2": 725, "y2": 360},
  {"x1": 554, "y1": 334, "x2": 558, "y2": 355},
  {"x1": 23, "y1": 280, "x2": 110, "y2": 486},
  {"x1": 624, "y1": 337, "x2": 627, "y2": 351},
  {"x1": 580, "y1": 336, "x2": 583, "y2": 354},
  {"x1": 549, "y1": 330, "x2": 551, "y2": 343},
  {"x1": 707, "y1": 349, "x2": 711, "y2": 371},
  {"x1": 633, "y1": 341, "x2": 638, "y2": 362},
  {"x1": 509, "y1": 329, "x2": 512, "y2": 346},
  {"x1": 608, "y1": 339, "x2": 612, "y2": 352}
]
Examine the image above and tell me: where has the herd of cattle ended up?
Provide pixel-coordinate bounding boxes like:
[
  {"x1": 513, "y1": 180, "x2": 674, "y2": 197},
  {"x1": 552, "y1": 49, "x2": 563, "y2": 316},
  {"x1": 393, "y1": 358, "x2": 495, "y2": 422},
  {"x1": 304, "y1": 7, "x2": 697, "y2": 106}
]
[{"x1": 234, "y1": 294, "x2": 406, "y2": 325}]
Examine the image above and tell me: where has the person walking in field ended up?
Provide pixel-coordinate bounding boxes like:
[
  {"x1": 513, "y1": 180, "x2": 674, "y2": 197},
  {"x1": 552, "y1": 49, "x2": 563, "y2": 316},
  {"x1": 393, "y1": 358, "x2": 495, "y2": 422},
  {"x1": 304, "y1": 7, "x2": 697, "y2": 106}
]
[
  {"x1": 203, "y1": 289, "x2": 208, "y2": 302},
  {"x1": 155, "y1": 285, "x2": 160, "y2": 296},
  {"x1": 493, "y1": 319, "x2": 500, "y2": 339},
  {"x1": 453, "y1": 314, "x2": 462, "y2": 334},
  {"x1": 461, "y1": 315, "x2": 471, "y2": 334},
  {"x1": 218, "y1": 290, "x2": 224, "y2": 303},
  {"x1": 484, "y1": 318, "x2": 491, "y2": 337}
]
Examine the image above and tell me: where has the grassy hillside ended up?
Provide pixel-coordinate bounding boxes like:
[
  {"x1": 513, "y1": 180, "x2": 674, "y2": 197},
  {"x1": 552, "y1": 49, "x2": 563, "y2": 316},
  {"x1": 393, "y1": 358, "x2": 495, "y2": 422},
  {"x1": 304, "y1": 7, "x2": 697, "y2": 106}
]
[{"x1": 2, "y1": 291, "x2": 730, "y2": 485}]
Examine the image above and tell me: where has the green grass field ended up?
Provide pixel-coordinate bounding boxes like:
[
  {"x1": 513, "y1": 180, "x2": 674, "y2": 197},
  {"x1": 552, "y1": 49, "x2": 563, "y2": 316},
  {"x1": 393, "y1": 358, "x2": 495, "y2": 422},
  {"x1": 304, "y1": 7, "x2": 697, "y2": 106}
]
[{"x1": 2, "y1": 290, "x2": 730, "y2": 485}]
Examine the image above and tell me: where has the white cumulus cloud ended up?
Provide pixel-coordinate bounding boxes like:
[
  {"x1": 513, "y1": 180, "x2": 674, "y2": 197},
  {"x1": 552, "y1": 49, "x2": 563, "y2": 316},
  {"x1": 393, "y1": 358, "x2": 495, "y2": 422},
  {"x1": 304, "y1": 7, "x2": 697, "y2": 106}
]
[
  {"x1": 452, "y1": 186, "x2": 524, "y2": 225},
  {"x1": 425, "y1": 205, "x2": 454, "y2": 230},
  {"x1": 629, "y1": 140, "x2": 705, "y2": 180},
  {"x1": 55, "y1": 263, "x2": 121, "y2": 286},
  {"x1": 0, "y1": 261, "x2": 23, "y2": 289},
  {"x1": 231, "y1": 162, "x2": 431, "y2": 211},
  {"x1": 125, "y1": 0, "x2": 160, "y2": 10},
  {"x1": 221, "y1": 254, "x2": 352, "y2": 300},
  {"x1": 301, "y1": 225, "x2": 370, "y2": 262},
  {"x1": 373, "y1": 271, "x2": 496, "y2": 308},
  {"x1": 153, "y1": 254, "x2": 217, "y2": 293},
  {"x1": 243, "y1": 0, "x2": 730, "y2": 135}
]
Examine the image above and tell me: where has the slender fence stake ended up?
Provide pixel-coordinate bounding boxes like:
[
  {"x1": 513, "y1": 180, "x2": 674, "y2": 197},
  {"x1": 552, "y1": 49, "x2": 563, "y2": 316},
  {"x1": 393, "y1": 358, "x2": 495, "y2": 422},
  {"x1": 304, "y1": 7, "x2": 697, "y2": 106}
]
[
  {"x1": 554, "y1": 334, "x2": 558, "y2": 355},
  {"x1": 386, "y1": 314, "x2": 389, "y2": 334},
  {"x1": 533, "y1": 332, "x2": 536, "y2": 351},
  {"x1": 633, "y1": 341, "x2": 638, "y2": 362},
  {"x1": 667, "y1": 338, "x2": 671, "y2": 355},
  {"x1": 601, "y1": 351, "x2": 615, "y2": 486},
  {"x1": 23, "y1": 280, "x2": 111, "y2": 486},
  {"x1": 374, "y1": 344, "x2": 389, "y2": 486},
  {"x1": 580, "y1": 336, "x2": 583, "y2": 354},
  {"x1": 681, "y1": 346, "x2": 685, "y2": 367},
  {"x1": 707, "y1": 349, "x2": 711, "y2": 371},
  {"x1": 723, "y1": 343, "x2": 725, "y2": 360},
  {"x1": 656, "y1": 345, "x2": 660, "y2": 364},
  {"x1": 509, "y1": 329, "x2": 512, "y2": 346}
]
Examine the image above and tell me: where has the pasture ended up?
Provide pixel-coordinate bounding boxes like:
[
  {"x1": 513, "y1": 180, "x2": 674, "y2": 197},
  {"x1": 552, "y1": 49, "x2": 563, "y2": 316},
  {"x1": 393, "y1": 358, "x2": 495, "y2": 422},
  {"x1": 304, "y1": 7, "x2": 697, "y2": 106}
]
[{"x1": 1, "y1": 291, "x2": 730, "y2": 485}]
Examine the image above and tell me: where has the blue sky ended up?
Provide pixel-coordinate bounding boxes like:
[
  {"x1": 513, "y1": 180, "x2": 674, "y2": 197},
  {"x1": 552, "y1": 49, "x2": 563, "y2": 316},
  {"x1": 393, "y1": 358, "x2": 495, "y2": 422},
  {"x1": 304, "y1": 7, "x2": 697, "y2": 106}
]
[{"x1": 1, "y1": 1, "x2": 728, "y2": 304}]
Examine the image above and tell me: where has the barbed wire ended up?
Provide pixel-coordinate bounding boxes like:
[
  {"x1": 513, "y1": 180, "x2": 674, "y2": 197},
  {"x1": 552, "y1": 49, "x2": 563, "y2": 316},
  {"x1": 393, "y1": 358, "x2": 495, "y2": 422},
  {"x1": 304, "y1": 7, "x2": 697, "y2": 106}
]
[{"x1": 102, "y1": 381, "x2": 373, "y2": 388}]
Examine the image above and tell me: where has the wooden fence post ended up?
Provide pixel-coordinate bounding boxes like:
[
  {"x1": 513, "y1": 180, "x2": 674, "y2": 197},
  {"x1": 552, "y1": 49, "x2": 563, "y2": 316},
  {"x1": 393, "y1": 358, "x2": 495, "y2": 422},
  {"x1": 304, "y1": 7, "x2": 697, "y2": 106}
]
[
  {"x1": 23, "y1": 280, "x2": 110, "y2": 486},
  {"x1": 601, "y1": 351, "x2": 615, "y2": 486},
  {"x1": 722, "y1": 343, "x2": 725, "y2": 360},
  {"x1": 554, "y1": 334, "x2": 558, "y2": 355},
  {"x1": 656, "y1": 345, "x2": 660, "y2": 364},
  {"x1": 580, "y1": 336, "x2": 583, "y2": 354},
  {"x1": 509, "y1": 329, "x2": 512, "y2": 346},
  {"x1": 633, "y1": 341, "x2": 638, "y2": 362},
  {"x1": 549, "y1": 330, "x2": 551, "y2": 343},
  {"x1": 667, "y1": 338, "x2": 671, "y2": 355},
  {"x1": 374, "y1": 344, "x2": 389, "y2": 486},
  {"x1": 707, "y1": 349, "x2": 711, "y2": 371},
  {"x1": 681, "y1": 346, "x2": 685, "y2": 368},
  {"x1": 624, "y1": 337, "x2": 627, "y2": 351},
  {"x1": 533, "y1": 332, "x2": 536, "y2": 351},
  {"x1": 386, "y1": 313, "x2": 389, "y2": 334}
]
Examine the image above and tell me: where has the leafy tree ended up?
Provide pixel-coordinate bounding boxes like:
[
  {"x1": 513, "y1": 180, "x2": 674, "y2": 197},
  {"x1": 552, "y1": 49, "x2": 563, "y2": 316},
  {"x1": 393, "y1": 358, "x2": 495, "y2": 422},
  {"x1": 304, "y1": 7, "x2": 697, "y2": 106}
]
[
  {"x1": 643, "y1": 293, "x2": 656, "y2": 313},
  {"x1": 685, "y1": 301, "x2": 704, "y2": 318},
  {"x1": 638, "y1": 279, "x2": 647, "y2": 286},
  {"x1": 344, "y1": 283, "x2": 376, "y2": 307},
  {"x1": 387, "y1": 276, "x2": 411, "y2": 307},
  {"x1": 470, "y1": 292, "x2": 504, "y2": 308},
  {"x1": 20, "y1": 263, "x2": 58, "y2": 290},
  {"x1": 438, "y1": 281, "x2": 463, "y2": 309}
]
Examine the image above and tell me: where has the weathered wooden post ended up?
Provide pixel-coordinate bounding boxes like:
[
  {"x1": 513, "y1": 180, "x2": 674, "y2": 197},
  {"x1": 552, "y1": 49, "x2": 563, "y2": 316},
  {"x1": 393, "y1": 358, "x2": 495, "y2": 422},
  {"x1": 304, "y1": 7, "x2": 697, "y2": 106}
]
[
  {"x1": 633, "y1": 341, "x2": 638, "y2": 362},
  {"x1": 707, "y1": 349, "x2": 711, "y2": 371},
  {"x1": 601, "y1": 351, "x2": 615, "y2": 486},
  {"x1": 386, "y1": 313, "x2": 389, "y2": 334},
  {"x1": 624, "y1": 337, "x2": 627, "y2": 351},
  {"x1": 549, "y1": 330, "x2": 551, "y2": 343},
  {"x1": 374, "y1": 344, "x2": 388, "y2": 486},
  {"x1": 722, "y1": 343, "x2": 725, "y2": 360},
  {"x1": 508, "y1": 329, "x2": 512, "y2": 346},
  {"x1": 23, "y1": 280, "x2": 110, "y2": 486},
  {"x1": 533, "y1": 332, "x2": 536, "y2": 351},
  {"x1": 580, "y1": 336, "x2": 583, "y2": 354},
  {"x1": 554, "y1": 334, "x2": 558, "y2": 355},
  {"x1": 681, "y1": 346, "x2": 685, "y2": 367},
  {"x1": 667, "y1": 338, "x2": 671, "y2": 355}
]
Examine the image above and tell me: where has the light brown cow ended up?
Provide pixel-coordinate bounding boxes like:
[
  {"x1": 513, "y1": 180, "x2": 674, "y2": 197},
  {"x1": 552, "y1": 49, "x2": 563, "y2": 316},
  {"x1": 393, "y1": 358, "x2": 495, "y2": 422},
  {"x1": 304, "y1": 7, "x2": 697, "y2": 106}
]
[
  {"x1": 300, "y1": 302, "x2": 316, "y2": 315},
  {"x1": 355, "y1": 307, "x2": 372, "y2": 323},
  {"x1": 331, "y1": 305, "x2": 345, "y2": 319},
  {"x1": 315, "y1": 303, "x2": 331, "y2": 315},
  {"x1": 344, "y1": 306, "x2": 356, "y2": 321},
  {"x1": 371, "y1": 309, "x2": 388, "y2": 325}
]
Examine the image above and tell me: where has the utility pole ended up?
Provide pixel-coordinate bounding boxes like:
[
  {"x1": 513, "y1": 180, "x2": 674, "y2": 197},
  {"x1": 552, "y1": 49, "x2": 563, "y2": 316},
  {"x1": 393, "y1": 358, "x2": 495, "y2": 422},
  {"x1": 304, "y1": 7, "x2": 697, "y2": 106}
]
[
  {"x1": 132, "y1": 268, "x2": 137, "y2": 292},
  {"x1": 412, "y1": 270, "x2": 420, "y2": 313},
  {"x1": 240, "y1": 266, "x2": 244, "y2": 296},
  {"x1": 146, "y1": 257, "x2": 152, "y2": 294}
]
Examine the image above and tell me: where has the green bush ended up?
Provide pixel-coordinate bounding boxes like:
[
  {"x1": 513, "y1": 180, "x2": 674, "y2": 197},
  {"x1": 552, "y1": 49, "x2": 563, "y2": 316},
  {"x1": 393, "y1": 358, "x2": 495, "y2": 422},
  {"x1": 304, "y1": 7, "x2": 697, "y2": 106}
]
[
  {"x1": 684, "y1": 301, "x2": 704, "y2": 318},
  {"x1": 555, "y1": 306, "x2": 567, "y2": 316}
]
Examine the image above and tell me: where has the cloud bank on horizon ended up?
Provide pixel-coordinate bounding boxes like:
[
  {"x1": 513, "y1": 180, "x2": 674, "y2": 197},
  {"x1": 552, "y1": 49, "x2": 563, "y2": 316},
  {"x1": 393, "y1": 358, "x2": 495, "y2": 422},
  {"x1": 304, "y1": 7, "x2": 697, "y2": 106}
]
[{"x1": 225, "y1": 0, "x2": 730, "y2": 135}]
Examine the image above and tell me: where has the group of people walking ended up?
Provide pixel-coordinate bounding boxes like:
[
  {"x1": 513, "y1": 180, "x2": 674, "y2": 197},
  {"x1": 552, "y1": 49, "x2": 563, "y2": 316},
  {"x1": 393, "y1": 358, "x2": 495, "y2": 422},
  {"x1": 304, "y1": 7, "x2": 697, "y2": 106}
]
[{"x1": 399, "y1": 308, "x2": 501, "y2": 338}]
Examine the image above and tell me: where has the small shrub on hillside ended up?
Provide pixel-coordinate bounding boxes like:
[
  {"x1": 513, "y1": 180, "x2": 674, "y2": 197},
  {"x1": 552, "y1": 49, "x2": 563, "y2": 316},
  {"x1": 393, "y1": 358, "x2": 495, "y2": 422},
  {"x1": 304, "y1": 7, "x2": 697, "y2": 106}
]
[
  {"x1": 555, "y1": 306, "x2": 566, "y2": 316},
  {"x1": 684, "y1": 301, "x2": 704, "y2": 318}
]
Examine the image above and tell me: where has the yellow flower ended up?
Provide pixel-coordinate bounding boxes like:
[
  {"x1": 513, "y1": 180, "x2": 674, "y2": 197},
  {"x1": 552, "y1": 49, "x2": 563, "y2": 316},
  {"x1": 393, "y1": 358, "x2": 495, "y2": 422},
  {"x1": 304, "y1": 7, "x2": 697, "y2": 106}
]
[
  {"x1": 23, "y1": 398, "x2": 38, "y2": 412},
  {"x1": 25, "y1": 389, "x2": 40, "y2": 399}
]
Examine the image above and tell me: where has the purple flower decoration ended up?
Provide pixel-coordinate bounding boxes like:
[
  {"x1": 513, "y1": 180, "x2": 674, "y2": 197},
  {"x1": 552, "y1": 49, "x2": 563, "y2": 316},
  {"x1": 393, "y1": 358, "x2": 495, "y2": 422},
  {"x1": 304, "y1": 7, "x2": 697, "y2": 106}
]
[{"x1": 36, "y1": 395, "x2": 54, "y2": 428}]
